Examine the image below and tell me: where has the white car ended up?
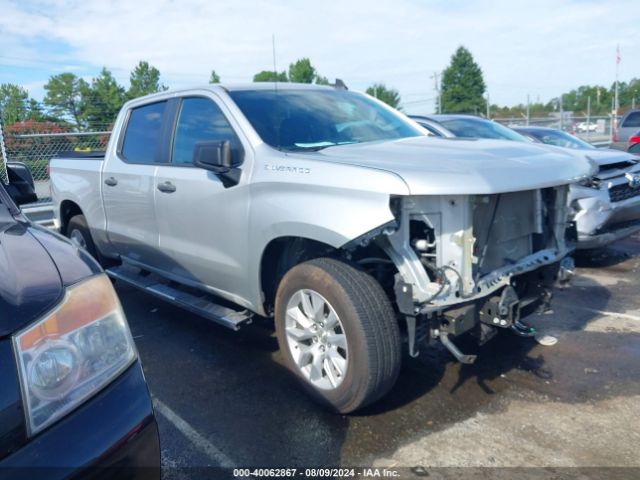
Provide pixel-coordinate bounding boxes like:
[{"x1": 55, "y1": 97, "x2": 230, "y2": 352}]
[{"x1": 576, "y1": 122, "x2": 598, "y2": 133}]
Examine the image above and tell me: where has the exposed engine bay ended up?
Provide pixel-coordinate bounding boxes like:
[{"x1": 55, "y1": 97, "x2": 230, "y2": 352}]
[{"x1": 349, "y1": 186, "x2": 575, "y2": 362}]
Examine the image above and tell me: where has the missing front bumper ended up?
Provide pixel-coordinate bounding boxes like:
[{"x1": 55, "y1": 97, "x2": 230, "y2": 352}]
[{"x1": 402, "y1": 258, "x2": 574, "y2": 362}]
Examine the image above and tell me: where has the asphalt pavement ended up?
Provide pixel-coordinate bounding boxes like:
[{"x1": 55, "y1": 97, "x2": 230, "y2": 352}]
[{"x1": 117, "y1": 233, "x2": 640, "y2": 479}]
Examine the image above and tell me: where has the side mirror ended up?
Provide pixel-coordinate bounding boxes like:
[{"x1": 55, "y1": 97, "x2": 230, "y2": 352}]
[
  {"x1": 192, "y1": 140, "x2": 241, "y2": 187},
  {"x1": 6, "y1": 162, "x2": 38, "y2": 206},
  {"x1": 193, "y1": 140, "x2": 232, "y2": 172}
]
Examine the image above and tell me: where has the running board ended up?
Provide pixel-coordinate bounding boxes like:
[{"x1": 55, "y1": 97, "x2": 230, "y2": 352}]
[{"x1": 106, "y1": 265, "x2": 252, "y2": 331}]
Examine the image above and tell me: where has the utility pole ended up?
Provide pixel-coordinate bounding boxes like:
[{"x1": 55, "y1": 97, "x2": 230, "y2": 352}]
[
  {"x1": 430, "y1": 72, "x2": 441, "y2": 113},
  {"x1": 526, "y1": 94, "x2": 530, "y2": 126},
  {"x1": 614, "y1": 44, "x2": 620, "y2": 136},
  {"x1": 586, "y1": 95, "x2": 591, "y2": 140},
  {"x1": 486, "y1": 92, "x2": 490, "y2": 118},
  {"x1": 559, "y1": 94, "x2": 564, "y2": 131}
]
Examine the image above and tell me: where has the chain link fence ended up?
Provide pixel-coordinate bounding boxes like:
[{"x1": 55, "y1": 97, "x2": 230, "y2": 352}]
[
  {"x1": 0, "y1": 119, "x2": 9, "y2": 185},
  {"x1": 2, "y1": 128, "x2": 110, "y2": 204}
]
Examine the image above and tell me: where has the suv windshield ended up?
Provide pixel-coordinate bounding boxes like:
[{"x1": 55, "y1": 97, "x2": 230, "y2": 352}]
[
  {"x1": 228, "y1": 88, "x2": 422, "y2": 151},
  {"x1": 439, "y1": 117, "x2": 528, "y2": 142}
]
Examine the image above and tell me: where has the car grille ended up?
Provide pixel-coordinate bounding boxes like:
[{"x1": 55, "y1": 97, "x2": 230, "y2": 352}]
[{"x1": 609, "y1": 183, "x2": 640, "y2": 202}]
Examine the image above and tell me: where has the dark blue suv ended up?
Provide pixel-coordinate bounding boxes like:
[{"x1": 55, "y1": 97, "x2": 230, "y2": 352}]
[{"x1": 0, "y1": 163, "x2": 159, "y2": 479}]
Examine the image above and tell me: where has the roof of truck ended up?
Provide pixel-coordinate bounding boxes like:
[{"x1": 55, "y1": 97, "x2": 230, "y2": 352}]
[
  {"x1": 223, "y1": 82, "x2": 335, "y2": 92},
  {"x1": 125, "y1": 82, "x2": 344, "y2": 105}
]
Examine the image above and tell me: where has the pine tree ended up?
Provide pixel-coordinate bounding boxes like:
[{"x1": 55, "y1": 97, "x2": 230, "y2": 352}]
[{"x1": 441, "y1": 46, "x2": 486, "y2": 114}]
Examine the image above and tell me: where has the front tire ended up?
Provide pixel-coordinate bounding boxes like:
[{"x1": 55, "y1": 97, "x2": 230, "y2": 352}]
[{"x1": 275, "y1": 257, "x2": 401, "y2": 413}]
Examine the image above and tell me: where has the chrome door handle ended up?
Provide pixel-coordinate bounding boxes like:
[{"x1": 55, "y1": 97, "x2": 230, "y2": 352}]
[
  {"x1": 104, "y1": 177, "x2": 118, "y2": 187},
  {"x1": 157, "y1": 181, "x2": 176, "y2": 193}
]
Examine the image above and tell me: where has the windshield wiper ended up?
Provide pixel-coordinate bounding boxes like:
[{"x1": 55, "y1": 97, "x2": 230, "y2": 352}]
[{"x1": 286, "y1": 141, "x2": 359, "y2": 152}]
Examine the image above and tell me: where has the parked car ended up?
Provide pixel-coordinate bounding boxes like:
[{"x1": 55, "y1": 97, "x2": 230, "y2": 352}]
[
  {"x1": 513, "y1": 126, "x2": 596, "y2": 150},
  {"x1": 410, "y1": 114, "x2": 527, "y2": 142},
  {"x1": 406, "y1": 115, "x2": 455, "y2": 138},
  {"x1": 613, "y1": 109, "x2": 640, "y2": 150},
  {"x1": 576, "y1": 122, "x2": 598, "y2": 133},
  {"x1": 411, "y1": 115, "x2": 640, "y2": 250},
  {"x1": 0, "y1": 163, "x2": 160, "y2": 478},
  {"x1": 51, "y1": 84, "x2": 591, "y2": 413}
]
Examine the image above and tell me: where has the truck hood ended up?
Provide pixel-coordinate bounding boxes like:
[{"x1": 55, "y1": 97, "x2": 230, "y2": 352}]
[{"x1": 316, "y1": 136, "x2": 594, "y2": 195}]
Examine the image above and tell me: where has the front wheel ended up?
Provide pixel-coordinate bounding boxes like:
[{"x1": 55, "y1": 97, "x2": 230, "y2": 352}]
[{"x1": 275, "y1": 257, "x2": 401, "y2": 413}]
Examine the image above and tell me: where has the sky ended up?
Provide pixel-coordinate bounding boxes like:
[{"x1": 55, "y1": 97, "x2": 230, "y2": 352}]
[{"x1": 0, "y1": 0, "x2": 638, "y2": 114}]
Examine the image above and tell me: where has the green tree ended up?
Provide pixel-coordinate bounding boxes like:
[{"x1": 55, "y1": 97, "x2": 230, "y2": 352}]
[
  {"x1": 43, "y1": 73, "x2": 88, "y2": 129},
  {"x1": 253, "y1": 70, "x2": 288, "y2": 82},
  {"x1": 26, "y1": 98, "x2": 46, "y2": 122},
  {"x1": 315, "y1": 75, "x2": 330, "y2": 85},
  {"x1": 209, "y1": 70, "x2": 221, "y2": 84},
  {"x1": 441, "y1": 46, "x2": 486, "y2": 114},
  {"x1": 0, "y1": 84, "x2": 30, "y2": 125},
  {"x1": 288, "y1": 58, "x2": 316, "y2": 83},
  {"x1": 82, "y1": 67, "x2": 126, "y2": 130},
  {"x1": 127, "y1": 61, "x2": 167, "y2": 100},
  {"x1": 366, "y1": 83, "x2": 401, "y2": 109}
]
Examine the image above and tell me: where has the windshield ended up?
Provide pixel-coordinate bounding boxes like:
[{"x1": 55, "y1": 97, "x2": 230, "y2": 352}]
[
  {"x1": 438, "y1": 117, "x2": 528, "y2": 142},
  {"x1": 526, "y1": 129, "x2": 594, "y2": 150},
  {"x1": 228, "y1": 88, "x2": 422, "y2": 151}
]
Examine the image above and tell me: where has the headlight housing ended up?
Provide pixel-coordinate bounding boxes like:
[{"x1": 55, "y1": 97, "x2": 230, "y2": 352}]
[
  {"x1": 13, "y1": 274, "x2": 137, "y2": 436},
  {"x1": 577, "y1": 177, "x2": 601, "y2": 189}
]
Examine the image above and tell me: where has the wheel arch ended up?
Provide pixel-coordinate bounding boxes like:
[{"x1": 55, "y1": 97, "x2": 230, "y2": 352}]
[
  {"x1": 259, "y1": 236, "x2": 340, "y2": 316},
  {"x1": 59, "y1": 199, "x2": 84, "y2": 235}
]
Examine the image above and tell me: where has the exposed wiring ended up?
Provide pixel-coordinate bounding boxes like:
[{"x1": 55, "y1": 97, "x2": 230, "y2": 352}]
[{"x1": 438, "y1": 264, "x2": 476, "y2": 299}]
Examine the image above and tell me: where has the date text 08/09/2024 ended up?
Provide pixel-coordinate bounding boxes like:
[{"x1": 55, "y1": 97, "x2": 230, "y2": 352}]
[{"x1": 232, "y1": 468, "x2": 401, "y2": 478}]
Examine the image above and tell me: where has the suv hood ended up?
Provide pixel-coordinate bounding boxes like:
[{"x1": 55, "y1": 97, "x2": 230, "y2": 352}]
[
  {"x1": 0, "y1": 220, "x2": 63, "y2": 336},
  {"x1": 582, "y1": 148, "x2": 638, "y2": 168},
  {"x1": 316, "y1": 136, "x2": 594, "y2": 195}
]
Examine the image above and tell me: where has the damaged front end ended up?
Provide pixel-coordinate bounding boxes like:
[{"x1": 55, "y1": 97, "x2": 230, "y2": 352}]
[{"x1": 350, "y1": 186, "x2": 576, "y2": 363}]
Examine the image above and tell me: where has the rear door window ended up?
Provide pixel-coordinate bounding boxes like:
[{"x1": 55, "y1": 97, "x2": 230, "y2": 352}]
[
  {"x1": 622, "y1": 112, "x2": 640, "y2": 128},
  {"x1": 121, "y1": 101, "x2": 168, "y2": 164}
]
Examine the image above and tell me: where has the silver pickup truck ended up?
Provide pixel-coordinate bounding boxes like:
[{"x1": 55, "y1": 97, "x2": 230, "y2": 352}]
[{"x1": 51, "y1": 84, "x2": 593, "y2": 412}]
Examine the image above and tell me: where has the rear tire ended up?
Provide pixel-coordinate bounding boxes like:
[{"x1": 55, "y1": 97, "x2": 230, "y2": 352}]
[
  {"x1": 275, "y1": 257, "x2": 401, "y2": 413},
  {"x1": 66, "y1": 214, "x2": 118, "y2": 270},
  {"x1": 66, "y1": 214, "x2": 99, "y2": 259}
]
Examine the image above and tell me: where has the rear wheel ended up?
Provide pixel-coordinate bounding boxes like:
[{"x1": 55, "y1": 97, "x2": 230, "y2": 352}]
[
  {"x1": 275, "y1": 257, "x2": 401, "y2": 413},
  {"x1": 66, "y1": 214, "x2": 99, "y2": 259}
]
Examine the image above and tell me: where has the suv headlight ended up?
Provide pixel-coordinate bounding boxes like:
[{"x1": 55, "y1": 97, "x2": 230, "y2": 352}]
[
  {"x1": 577, "y1": 177, "x2": 601, "y2": 189},
  {"x1": 13, "y1": 274, "x2": 137, "y2": 436}
]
